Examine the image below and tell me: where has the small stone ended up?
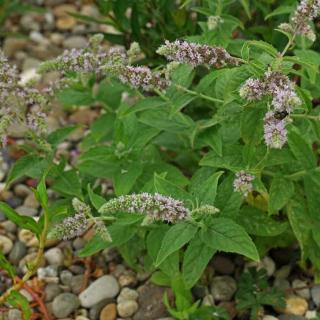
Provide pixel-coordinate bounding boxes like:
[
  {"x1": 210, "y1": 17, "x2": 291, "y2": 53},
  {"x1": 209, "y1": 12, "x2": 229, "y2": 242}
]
[
  {"x1": 19, "y1": 252, "x2": 45, "y2": 273},
  {"x1": 69, "y1": 109, "x2": 98, "y2": 125},
  {"x1": 311, "y1": 285, "x2": 320, "y2": 306},
  {"x1": 9, "y1": 241, "x2": 27, "y2": 264},
  {"x1": 60, "y1": 270, "x2": 73, "y2": 286},
  {"x1": 275, "y1": 265, "x2": 291, "y2": 279},
  {"x1": 1, "y1": 221, "x2": 17, "y2": 233},
  {"x1": 118, "y1": 273, "x2": 137, "y2": 288},
  {"x1": 37, "y1": 266, "x2": 58, "y2": 281},
  {"x1": 73, "y1": 237, "x2": 86, "y2": 250},
  {"x1": 211, "y1": 255, "x2": 235, "y2": 275},
  {"x1": 63, "y1": 36, "x2": 87, "y2": 49},
  {"x1": 117, "y1": 288, "x2": 139, "y2": 303},
  {"x1": 211, "y1": 276, "x2": 237, "y2": 301},
  {"x1": 52, "y1": 293, "x2": 80, "y2": 318},
  {"x1": 305, "y1": 310, "x2": 317, "y2": 319},
  {"x1": 14, "y1": 184, "x2": 32, "y2": 197},
  {"x1": 284, "y1": 296, "x2": 308, "y2": 316},
  {"x1": 53, "y1": 4, "x2": 77, "y2": 16},
  {"x1": 76, "y1": 317, "x2": 90, "y2": 320},
  {"x1": 218, "y1": 301, "x2": 237, "y2": 319},
  {"x1": 100, "y1": 303, "x2": 117, "y2": 320},
  {"x1": 80, "y1": 4, "x2": 100, "y2": 18},
  {"x1": 279, "y1": 316, "x2": 305, "y2": 320},
  {"x1": 24, "y1": 193, "x2": 40, "y2": 209},
  {"x1": 263, "y1": 316, "x2": 279, "y2": 320},
  {"x1": 3, "y1": 38, "x2": 28, "y2": 57},
  {"x1": 29, "y1": 31, "x2": 50, "y2": 46},
  {"x1": 191, "y1": 285, "x2": 207, "y2": 299},
  {"x1": 274, "y1": 278, "x2": 290, "y2": 292},
  {"x1": 56, "y1": 15, "x2": 77, "y2": 30},
  {"x1": 117, "y1": 300, "x2": 139, "y2": 318},
  {"x1": 90, "y1": 299, "x2": 114, "y2": 320},
  {"x1": 0, "y1": 235, "x2": 13, "y2": 254},
  {"x1": 261, "y1": 256, "x2": 276, "y2": 277},
  {"x1": 292, "y1": 279, "x2": 310, "y2": 300},
  {"x1": 6, "y1": 196, "x2": 23, "y2": 208},
  {"x1": 79, "y1": 275, "x2": 120, "y2": 308},
  {"x1": 202, "y1": 294, "x2": 214, "y2": 306},
  {"x1": 45, "y1": 247, "x2": 64, "y2": 267},
  {"x1": 20, "y1": 13, "x2": 40, "y2": 31},
  {"x1": 71, "y1": 275, "x2": 84, "y2": 294},
  {"x1": 16, "y1": 205, "x2": 37, "y2": 217},
  {"x1": 8, "y1": 309, "x2": 22, "y2": 320},
  {"x1": 45, "y1": 283, "x2": 62, "y2": 302},
  {"x1": 18, "y1": 229, "x2": 38, "y2": 247}
]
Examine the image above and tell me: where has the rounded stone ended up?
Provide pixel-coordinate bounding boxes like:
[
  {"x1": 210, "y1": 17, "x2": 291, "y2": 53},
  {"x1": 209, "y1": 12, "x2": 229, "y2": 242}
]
[
  {"x1": 211, "y1": 255, "x2": 235, "y2": 275},
  {"x1": 79, "y1": 275, "x2": 120, "y2": 308},
  {"x1": 0, "y1": 235, "x2": 13, "y2": 254},
  {"x1": 117, "y1": 300, "x2": 139, "y2": 318},
  {"x1": 45, "y1": 283, "x2": 62, "y2": 302},
  {"x1": 210, "y1": 276, "x2": 237, "y2": 301},
  {"x1": 311, "y1": 285, "x2": 320, "y2": 306},
  {"x1": 284, "y1": 296, "x2": 308, "y2": 316},
  {"x1": 52, "y1": 293, "x2": 80, "y2": 318},
  {"x1": 292, "y1": 279, "x2": 310, "y2": 300},
  {"x1": 117, "y1": 288, "x2": 139, "y2": 303},
  {"x1": 60, "y1": 270, "x2": 73, "y2": 286},
  {"x1": 45, "y1": 247, "x2": 64, "y2": 267},
  {"x1": 9, "y1": 241, "x2": 27, "y2": 264},
  {"x1": 100, "y1": 303, "x2": 117, "y2": 320}
]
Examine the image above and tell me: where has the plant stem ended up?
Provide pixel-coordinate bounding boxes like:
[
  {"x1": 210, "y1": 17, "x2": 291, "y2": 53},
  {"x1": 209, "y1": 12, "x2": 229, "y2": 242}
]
[
  {"x1": 292, "y1": 114, "x2": 320, "y2": 121},
  {"x1": 0, "y1": 206, "x2": 50, "y2": 304}
]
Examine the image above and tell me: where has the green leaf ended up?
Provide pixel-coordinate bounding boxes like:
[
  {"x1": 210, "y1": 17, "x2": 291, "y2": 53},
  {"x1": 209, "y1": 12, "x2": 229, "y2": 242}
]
[
  {"x1": 87, "y1": 184, "x2": 106, "y2": 210},
  {"x1": 182, "y1": 235, "x2": 215, "y2": 289},
  {"x1": 7, "y1": 290, "x2": 32, "y2": 320},
  {"x1": 200, "y1": 217, "x2": 259, "y2": 261},
  {"x1": 190, "y1": 169, "x2": 223, "y2": 206},
  {"x1": 238, "y1": 206, "x2": 288, "y2": 237},
  {"x1": 52, "y1": 169, "x2": 83, "y2": 199},
  {"x1": 243, "y1": 40, "x2": 278, "y2": 58},
  {"x1": 304, "y1": 171, "x2": 320, "y2": 221},
  {"x1": 240, "y1": 0, "x2": 251, "y2": 19},
  {"x1": 268, "y1": 177, "x2": 294, "y2": 214},
  {"x1": 265, "y1": 5, "x2": 294, "y2": 20},
  {"x1": 113, "y1": 162, "x2": 143, "y2": 196},
  {"x1": 34, "y1": 173, "x2": 48, "y2": 208},
  {"x1": 153, "y1": 173, "x2": 192, "y2": 204},
  {"x1": 288, "y1": 129, "x2": 316, "y2": 169},
  {"x1": 47, "y1": 126, "x2": 79, "y2": 147},
  {"x1": 6, "y1": 155, "x2": 43, "y2": 187},
  {"x1": 0, "y1": 250, "x2": 15, "y2": 279},
  {"x1": 0, "y1": 202, "x2": 40, "y2": 235},
  {"x1": 155, "y1": 222, "x2": 198, "y2": 266},
  {"x1": 57, "y1": 88, "x2": 94, "y2": 106}
]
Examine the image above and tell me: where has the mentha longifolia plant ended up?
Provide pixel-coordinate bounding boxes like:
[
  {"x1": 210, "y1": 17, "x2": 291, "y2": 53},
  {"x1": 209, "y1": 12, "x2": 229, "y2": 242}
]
[{"x1": 1, "y1": 0, "x2": 320, "y2": 319}]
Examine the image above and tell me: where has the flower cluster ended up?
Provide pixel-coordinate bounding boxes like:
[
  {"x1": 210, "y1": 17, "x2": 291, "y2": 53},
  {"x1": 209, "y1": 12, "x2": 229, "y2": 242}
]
[
  {"x1": 156, "y1": 40, "x2": 239, "y2": 68},
  {"x1": 233, "y1": 171, "x2": 255, "y2": 197},
  {"x1": 192, "y1": 205, "x2": 220, "y2": 215},
  {"x1": 279, "y1": 0, "x2": 320, "y2": 41},
  {"x1": 0, "y1": 51, "x2": 52, "y2": 146},
  {"x1": 99, "y1": 193, "x2": 190, "y2": 223},
  {"x1": 50, "y1": 199, "x2": 90, "y2": 240},
  {"x1": 240, "y1": 71, "x2": 301, "y2": 148}
]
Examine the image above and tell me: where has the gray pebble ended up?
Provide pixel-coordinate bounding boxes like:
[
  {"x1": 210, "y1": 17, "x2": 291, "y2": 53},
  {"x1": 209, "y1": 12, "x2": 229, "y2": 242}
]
[
  {"x1": 311, "y1": 285, "x2": 320, "y2": 306},
  {"x1": 274, "y1": 278, "x2": 291, "y2": 292},
  {"x1": 79, "y1": 275, "x2": 120, "y2": 308},
  {"x1": 292, "y1": 279, "x2": 310, "y2": 300},
  {"x1": 45, "y1": 247, "x2": 64, "y2": 267},
  {"x1": 45, "y1": 283, "x2": 62, "y2": 302},
  {"x1": 52, "y1": 293, "x2": 80, "y2": 318},
  {"x1": 210, "y1": 276, "x2": 237, "y2": 301},
  {"x1": 117, "y1": 288, "x2": 139, "y2": 303},
  {"x1": 9, "y1": 241, "x2": 27, "y2": 264},
  {"x1": 89, "y1": 298, "x2": 114, "y2": 320},
  {"x1": 16, "y1": 206, "x2": 37, "y2": 217},
  {"x1": 0, "y1": 235, "x2": 13, "y2": 254},
  {"x1": 63, "y1": 36, "x2": 87, "y2": 49},
  {"x1": 117, "y1": 300, "x2": 139, "y2": 318},
  {"x1": 71, "y1": 275, "x2": 84, "y2": 295},
  {"x1": 6, "y1": 197, "x2": 23, "y2": 208},
  {"x1": 8, "y1": 309, "x2": 22, "y2": 320},
  {"x1": 60, "y1": 270, "x2": 73, "y2": 286}
]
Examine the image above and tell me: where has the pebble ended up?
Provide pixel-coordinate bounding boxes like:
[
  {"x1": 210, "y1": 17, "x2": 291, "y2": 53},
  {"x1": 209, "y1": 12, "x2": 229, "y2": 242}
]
[
  {"x1": 100, "y1": 303, "x2": 117, "y2": 320},
  {"x1": 284, "y1": 296, "x2": 308, "y2": 316},
  {"x1": 20, "y1": 14, "x2": 41, "y2": 31},
  {"x1": 71, "y1": 275, "x2": 85, "y2": 294},
  {"x1": 292, "y1": 279, "x2": 310, "y2": 299},
  {"x1": 306, "y1": 310, "x2": 317, "y2": 319},
  {"x1": 211, "y1": 276, "x2": 237, "y2": 301},
  {"x1": 52, "y1": 293, "x2": 80, "y2": 318},
  {"x1": 117, "y1": 300, "x2": 139, "y2": 318},
  {"x1": 275, "y1": 265, "x2": 291, "y2": 279},
  {"x1": 279, "y1": 316, "x2": 305, "y2": 320},
  {"x1": 211, "y1": 255, "x2": 235, "y2": 275},
  {"x1": 14, "y1": 184, "x2": 32, "y2": 197},
  {"x1": 79, "y1": 275, "x2": 120, "y2": 308},
  {"x1": 274, "y1": 278, "x2": 290, "y2": 292},
  {"x1": 9, "y1": 241, "x2": 27, "y2": 264},
  {"x1": 24, "y1": 192, "x2": 40, "y2": 208},
  {"x1": 311, "y1": 285, "x2": 320, "y2": 306},
  {"x1": 0, "y1": 235, "x2": 13, "y2": 254},
  {"x1": 45, "y1": 283, "x2": 62, "y2": 302},
  {"x1": 69, "y1": 109, "x2": 98, "y2": 125},
  {"x1": 263, "y1": 316, "x2": 279, "y2": 320},
  {"x1": 73, "y1": 237, "x2": 86, "y2": 250},
  {"x1": 37, "y1": 266, "x2": 58, "y2": 281},
  {"x1": 6, "y1": 196, "x2": 23, "y2": 208},
  {"x1": 19, "y1": 252, "x2": 45, "y2": 273},
  {"x1": 16, "y1": 205, "x2": 37, "y2": 217},
  {"x1": 60, "y1": 269, "x2": 73, "y2": 286},
  {"x1": 8, "y1": 309, "x2": 22, "y2": 320},
  {"x1": 119, "y1": 273, "x2": 137, "y2": 288},
  {"x1": 30, "y1": 31, "x2": 50, "y2": 46},
  {"x1": 18, "y1": 229, "x2": 38, "y2": 247},
  {"x1": 56, "y1": 15, "x2": 77, "y2": 30},
  {"x1": 89, "y1": 299, "x2": 114, "y2": 320},
  {"x1": 45, "y1": 247, "x2": 64, "y2": 267},
  {"x1": 63, "y1": 36, "x2": 87, "y2": 49},
  {"x1": 1, "y1": 221, "x2": 17, "y2": 233},
  {"x1": 117, "y1": 288, "x2": 139, "y2": 303},
  {"x1": 202, "y1": 294, "x2": 214, "y2": 306},
  {"x1": 3, "y1": 38, "x2": 28, "y2": 57},
  {"x1": 261, "y1": 256, "x2": 276, "y2": 277}
]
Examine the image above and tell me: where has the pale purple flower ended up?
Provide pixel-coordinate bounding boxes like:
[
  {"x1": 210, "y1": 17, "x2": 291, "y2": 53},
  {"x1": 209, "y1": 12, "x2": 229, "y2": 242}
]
[
  {"x1": 99, "y1": 193, "x2": 190, "y2": 223},
  {"x1": 263, "y1": 111, "x2": 288, "y2": 149},
  {"x1": 239, "y1": 78, "x2": 265, "y2": 101},
  {"x1": 233, "y1": 171, "x2": 255, "y2": 197},
  {"x1": 157, "y1": 40, "x2": 239, "y2": 68}
]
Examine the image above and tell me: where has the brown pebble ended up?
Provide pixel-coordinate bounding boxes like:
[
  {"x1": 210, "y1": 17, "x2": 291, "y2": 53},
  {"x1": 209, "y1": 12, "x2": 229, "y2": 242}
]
[
  {"x1": 56, "y1": 16, "x2": 76, "y2": 30},
  {"x1": 100, "y1": 303, "x2": 117, "y2": 320},
  {"x1": 284, "y1": 295, "x2": 308, "y2": 316}
]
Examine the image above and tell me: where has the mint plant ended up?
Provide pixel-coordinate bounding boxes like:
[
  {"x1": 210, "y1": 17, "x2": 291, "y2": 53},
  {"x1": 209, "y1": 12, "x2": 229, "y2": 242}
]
[{"x1": 1, "y1": 0, "x2": 320, "y2": 319}]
